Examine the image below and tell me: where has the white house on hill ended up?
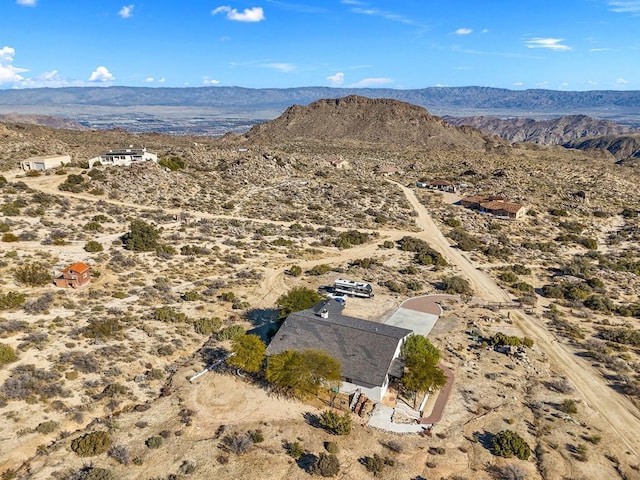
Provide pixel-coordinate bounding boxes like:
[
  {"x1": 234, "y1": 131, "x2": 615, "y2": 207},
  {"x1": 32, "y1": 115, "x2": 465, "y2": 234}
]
[
  {"x1": 88, "y1": 147, "x2": 157, "y2": 169},
  {"x1": 267, "y1": 299, "x2": 413, "y2": 402}
]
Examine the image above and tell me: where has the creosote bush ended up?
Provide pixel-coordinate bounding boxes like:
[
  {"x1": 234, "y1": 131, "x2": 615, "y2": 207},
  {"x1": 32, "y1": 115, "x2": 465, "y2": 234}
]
[
  {"x1": 71, "y1": 431, "x2": 111, "y2": 457},
  {"x1": 311, "y1": 452, "x2": 340, "y2": 477}
]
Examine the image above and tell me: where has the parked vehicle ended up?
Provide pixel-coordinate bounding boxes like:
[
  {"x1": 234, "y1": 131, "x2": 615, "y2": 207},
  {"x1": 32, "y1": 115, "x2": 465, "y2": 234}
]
[{"x1": 333, "y1": 278, "x2": 374, "y2": 298}]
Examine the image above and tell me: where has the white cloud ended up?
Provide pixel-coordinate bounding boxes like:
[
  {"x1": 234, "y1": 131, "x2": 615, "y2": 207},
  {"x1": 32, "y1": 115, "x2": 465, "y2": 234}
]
[
  {"x1": 326, "y1": 72, "x2": 345, "y2": 85},
  {"x1": 349, "y1": 77, "x2": 393, "y2": 87},
  {"x1": 202, "y1": 78, "x2": 221, "y2": 85},
  {"x1": 158, "y1": 77, "x2": 166, "y2": 83},
  {"x1": 525, "y1": 37, "x2": 571, "y2": 50},
  {"x1": 536, "y1": 81, "x2": 549, "y2": 88},
  {"x1": 350, "y1": 7, "x2": 425, "y2": 28},
  {"x1": 481, "y1": 28, "x2": 489, "y2": 33},
  {"x1": 119, "y1": 4, "x2": 134, "y2": 18},
  {"x1": 145, "y1": 77, "x2": 154, "y2": 83},
  {"x1": 0, "y1": 46, "x2": 28, "y2": 85},
  {"x1": 16, "y1": 0, "x2": 36, "y2": 5},
  {"x1": 212, "y1": 6, "x2": 265, "y2": 22},
  {"x1": 263, "y1": 62, "x2": 295, "y2": 72},
  {"x1": 88, "y1": 66, "x2": 115, "y2": 82},
  {"x1": 513, "y1": 82, "x2": 524, "y2": 86},
  {"x1": 616, "y1": 77, "x2": 629, "y2": 85},
  {"x1": 455, "y1": 28, "x2": 472, "y2": 35},
  {"x1": 608, "y1": 1, "x2": 640, "y2": 14}
]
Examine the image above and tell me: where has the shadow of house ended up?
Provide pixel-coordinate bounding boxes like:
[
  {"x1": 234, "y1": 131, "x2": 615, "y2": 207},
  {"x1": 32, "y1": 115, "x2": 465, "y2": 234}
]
[{"x1": 266, "y1": 298, "x2": 412, "y2": 402}]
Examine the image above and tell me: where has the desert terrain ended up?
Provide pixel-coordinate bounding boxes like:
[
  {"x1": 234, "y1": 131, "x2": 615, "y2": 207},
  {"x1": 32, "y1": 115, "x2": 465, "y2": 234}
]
[{"x1": 1, "y1": 97, "x2": 640, "y2": 479}]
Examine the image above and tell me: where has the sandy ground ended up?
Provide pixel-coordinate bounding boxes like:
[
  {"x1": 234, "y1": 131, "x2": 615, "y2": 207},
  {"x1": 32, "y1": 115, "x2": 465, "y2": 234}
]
[{"x1": 3, "y1": 169, "x2": 640, "y2": 479}]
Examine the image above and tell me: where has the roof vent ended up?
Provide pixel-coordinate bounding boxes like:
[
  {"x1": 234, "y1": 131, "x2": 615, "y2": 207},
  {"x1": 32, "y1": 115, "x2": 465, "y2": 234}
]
[{"x1": 320, "y1": 309, "x2": 329, "y2": 319}]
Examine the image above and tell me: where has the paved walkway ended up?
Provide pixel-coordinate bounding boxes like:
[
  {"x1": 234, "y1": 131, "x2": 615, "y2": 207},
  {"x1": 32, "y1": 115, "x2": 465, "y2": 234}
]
[
  {"x1": 367, "y1": 404, "x2": 426, "y2": 433},
  {"x1": 419, "y1": 364, "x2": 455, "y2": 425},
  {"x1": 383, "y1": 294, "x2": 459, "y2": 336}
]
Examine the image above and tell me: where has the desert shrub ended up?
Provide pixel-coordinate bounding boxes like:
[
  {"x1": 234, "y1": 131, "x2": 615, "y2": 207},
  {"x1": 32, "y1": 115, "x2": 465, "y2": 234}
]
[
  {"x1": 193, "y1": 317, "x2": 222, "y2": 335},
  {"x1": 548, "y1": 208, "x2": 568, "y2": 217},
  {"x1": 319, "y1": 410, "x2": 352, "y2": 435},
  {"x1": 288, "y1": 264, "x2": 303, "y2": 276},
  {"x1": 490, "y1": 333, "x2": 523, "y2": 347},
  {"x1": 334, "y1": 230, "x2": 369, "y2": 249},
  {"x1": 599, "y1": 327, "x2": 640, "y2": 347},
  {"x1": 35, "y1": 420, "x2": 59, "y2": 434},
  {"x1": 182, "y1": 290, "x2": 201, "y2": 301},
  {"x1": 145, "y1": 436, "x2": 163, "y2": 449},
  {"x1": 71, "y1": 431, "x2": 111, "y2": 457},
  {"x1": 0, "y1": 344, "x2": 17, "y2": 367},
  {"x1": 59, "y1": 174, "x2": 88, "y2": 193},
  {"x1": 350, "y1": 257, "x2": 380, "y2": 269},
  {"x1": 579, "y1": 237, "x2": 598, "y2": 250},
  {"x1": 487, "y1": 464, "x2": 528, "y2": 480},
  {"x1": 381, "y1": 240, "x2": 395, "y2": 249},
  {"x1": 307, "y1": 264, "x2": 333, "y2": 276},
  {"x1": 583, "y1": 294, "x2": 614, "y2": 313},
  {"x1": 216, "y1": 324, "x2": 245, "y2": 341},
  {"x1": 547, "y1": 377, "x2": 573, "y2": 394},
  {"x1": 272, "y1": 237, "x2": 293, "y2": 247},
  {"x1": 72, "y1": 466, "x2": 114, "y2": 480},
  {"x1": 2, "y1": 364, "x2": 64, "y2": 400},
  {"x1": 249, "y1": 429, "x2": 264, "y2": 443},
  {"x1": 383, "y1": 440, "x2": 403, "y2": 453},
  {"x1": 287, "y1": 441, "x2": 304, "y2": 459},
  {"x1": 153, "y1": 306, "x2": 187, "y2": 323},
  {"x1": 384, "y1": 279, "x2": 407, "y2": 294},
  {"x1": 23, "y1": 292, "x2": 54, "y2": 314},
  {"x1": 15, "y1": 263, "x2": 51, "y2": 286},
  {"x1": 277, "y1": 286, "x2": 323, "y2": 317},
  {"x1": 440, "y1": 275, "x2": 473, "y2": 295},
  {"x1": 429, "y1": 446, "x2": 446, "y2": 455},
  {"x1": 325, "y1": 441, "x2": 339, "y2": 454},
  {"x1": 159, "y1": 156, "x2": 185, "y2": 171},
  {"x1": 84, "y1": 241, "x2": 103, "y2": 253},
  {"x1": 444, "y1": 216, "x2": 461, "y2": 228},
  {"x1": 449, "y1": 228, "x2": 482, "y2": 251},
  {"x1": 559, "y1": 399, "x2": 578, "y2": 414},
  {"x1": 499, "y1": 271, "x2": 519, "y2": 283},
  {"x1": 311, "y1": 452, "x2": 340, "y2": 477},
  {"x1": 223, "y1": 432, "x2": 253, "y2": 454},
  {"x1": 178, "y1": 460, "x2": 197, "y2": 475},
  {"x1": 491, "y1": 430, "x2": 531, "y2": 460},
  {"x1": 84, "y1": 318, "x2": 122, "y2": 339},
  {"x1": 363, "y1": 454, "x2": 394, "y2": 476},
  {"x1": 121, "y1": 219, "x2": 160, "y2": 252},
  {"x1": 1, "y1": 233, "x2": 19, "y2": 242},
  {"x1": 510, "y1": 264, "x2": 531, "y2": 275},
  {"x1": 0, "y1": 292, "x2": 26, "y2": 310}
]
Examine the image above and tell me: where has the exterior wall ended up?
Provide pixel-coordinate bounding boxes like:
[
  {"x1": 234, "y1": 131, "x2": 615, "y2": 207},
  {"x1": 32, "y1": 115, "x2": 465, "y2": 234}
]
[
  {"x1": 55, "y1": 267, "x2": 91, "y2": 288},
  {"x1": 20, "y1": 155, "x2": 70, "y2": 171},
  {"x1": 340, "y1": 380, "x2": 384, "y2": 403},
  {"x1": 88, "y1": 149, "x2": 158, "y2": 169}
]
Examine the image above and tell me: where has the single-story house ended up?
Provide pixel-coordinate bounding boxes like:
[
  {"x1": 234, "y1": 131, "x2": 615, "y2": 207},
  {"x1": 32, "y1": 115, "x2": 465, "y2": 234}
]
[
  {"x1": 88, "y1": 147, "x2": 157, "y2": 169},
  {"x1": 267, "y1": 299, "x2": 413, "y2": 402},
  {"x1": 54, "y1": 262, "x2": 91, "y2": 288},
  {"x1": 376, "y1": 165, "x2": 401, "y2": 176},
  {"x1": 428, "y1": 179, "x2": 457, "y2": 193},
  {"x1": 460, "y1": 195, "x2": 525, "y2": 219},
  {"x1": 20, "y1": 154, "x2": 70, "y2": 171}
]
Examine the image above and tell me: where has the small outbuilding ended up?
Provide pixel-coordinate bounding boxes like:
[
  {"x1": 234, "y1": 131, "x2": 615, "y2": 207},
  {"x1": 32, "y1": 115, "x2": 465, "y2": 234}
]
[
  {"x1": 54, "y1": 262, "x2": 91, "y2": 289},
  {"x1": 20, "y1": 154, "x2": 70, "y2": 171}
]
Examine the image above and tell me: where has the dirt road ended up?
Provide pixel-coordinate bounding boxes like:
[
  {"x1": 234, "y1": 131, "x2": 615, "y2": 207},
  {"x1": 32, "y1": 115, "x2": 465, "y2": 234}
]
[{"x1": 393, "y1": 180, "x2": 640, "y2": 458}]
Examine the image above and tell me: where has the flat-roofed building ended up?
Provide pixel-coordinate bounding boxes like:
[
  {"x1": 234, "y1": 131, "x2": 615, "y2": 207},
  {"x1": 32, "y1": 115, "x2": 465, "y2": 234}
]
[
  {"x1": 20, "y1": 154, "x2": 70, "y2": 171},
  {"x1": 88, "y1": 147, "x2": 157, "y2": 169}
]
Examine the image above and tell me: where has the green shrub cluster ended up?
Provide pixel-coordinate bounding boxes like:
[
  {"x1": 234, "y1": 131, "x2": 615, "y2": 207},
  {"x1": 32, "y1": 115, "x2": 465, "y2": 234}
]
[
  {"x1": 489, "y1": 332, "x2": 533, "y2": 348},
  {"x1": 152, "y1": 306, "x2": 187, "y2": 323},
  {"x1": 439, "y1": 275, "x2": 473, "y2": 295},
  {"x1": 121, "y1": 219, "x2": 160, "y2": 252},
  {"x1": 449, "y1": 228, "x2": 481, "y2": 251},
  {"x1": 397, "y1": 236, "x2": 446, "y2": 267},
  {"x1": 333, "y1": 230, "x2": 370, "y2": 249},
  {"x1": 0, "y1": 292, "x2": 26, "y2": 310},
  {"x1": 311, "y1": 452, "x2": 340, "y2": 477},
  {"x1": 84, "y1": 240, "x2": 104, "y2": 253},
  {"x1": 491, "y1": 430, "x2": 531, "y2": 460},
  {"x1": 159, "y1": 156, "x2": 185, "y2": 171},
  {"x1": 180, "y1": 244, "x2": 210, "y2": 255},
  {"x1": 59, "y1": 174, "x2": 88, "y2": 193},
  {"x1": 15, "y1": 263, "x2": 51, "y2": 287},
  {"x1": 71, "y1": 431, "x2": 111, "y2": 457},
  {"x1": 0, "y1": 344, "x2": 17, "y2": 366},
  {"x1": 192, "y1": 317, "x2": 222, "y2": 335},
  {"x1": 145, "y1": 436, "x2": 163, "y2": 449},
  {"x1": 318, "y1": 410, "x2": 352, "y2": 435}
]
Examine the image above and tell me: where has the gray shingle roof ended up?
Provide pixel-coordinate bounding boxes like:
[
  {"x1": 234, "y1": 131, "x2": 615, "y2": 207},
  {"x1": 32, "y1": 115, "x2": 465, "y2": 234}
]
[{"x1": 267, "y1": 299, "x2": 412, "y2": 388}]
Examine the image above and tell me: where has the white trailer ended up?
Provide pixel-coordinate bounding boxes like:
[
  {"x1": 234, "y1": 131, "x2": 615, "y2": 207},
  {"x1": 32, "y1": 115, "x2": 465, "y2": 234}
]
[{"x1": 333, "y1": 278, "x2": 374, "y2": 298}]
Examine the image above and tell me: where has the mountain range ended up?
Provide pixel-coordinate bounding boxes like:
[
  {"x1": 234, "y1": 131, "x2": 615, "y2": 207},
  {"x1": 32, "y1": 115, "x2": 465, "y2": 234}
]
[{"x1": 1, "y1": 86, "x2": 640, "y2": 132}]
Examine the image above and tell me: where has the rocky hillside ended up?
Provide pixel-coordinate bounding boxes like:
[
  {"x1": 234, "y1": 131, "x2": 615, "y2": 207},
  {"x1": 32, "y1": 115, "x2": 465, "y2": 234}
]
[
  {"x1": 444, "y1": 114, "x2": 636, "y2": 145},
  {"x1": 0, "y1": 113, "x2": 86, "y2": 130},
  {"x1": 242, "y1": 95, "x2": 497, "y2": 150},
  {"x1": 565, "y1": 133, "x2": 640, "y2": 163}
]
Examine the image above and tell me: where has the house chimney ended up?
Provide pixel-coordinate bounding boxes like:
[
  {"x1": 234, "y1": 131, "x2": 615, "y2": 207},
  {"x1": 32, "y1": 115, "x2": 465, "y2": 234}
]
[{"x1": 320, "y1": 309, "x2": 329, "y2": 319}]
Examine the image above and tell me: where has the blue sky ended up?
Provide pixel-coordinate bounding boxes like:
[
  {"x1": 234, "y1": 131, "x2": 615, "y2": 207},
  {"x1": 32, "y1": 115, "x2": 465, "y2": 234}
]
[{"x1": 1, "y1": 0, "x2": 639, "y2": 90}]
